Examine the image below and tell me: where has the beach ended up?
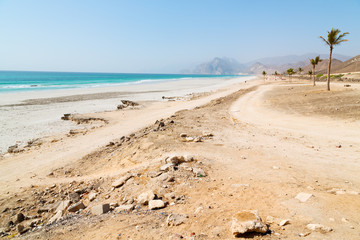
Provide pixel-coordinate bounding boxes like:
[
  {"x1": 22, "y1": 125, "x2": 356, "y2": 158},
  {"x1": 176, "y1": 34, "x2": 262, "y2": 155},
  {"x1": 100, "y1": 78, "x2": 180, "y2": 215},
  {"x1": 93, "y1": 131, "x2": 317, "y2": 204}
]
[
  {"x1": 0, "y1": 77, "x2": 360, "y2": 239},
  {"x1": 0, "y1": 75, "x2": 253, "y2": 153}
]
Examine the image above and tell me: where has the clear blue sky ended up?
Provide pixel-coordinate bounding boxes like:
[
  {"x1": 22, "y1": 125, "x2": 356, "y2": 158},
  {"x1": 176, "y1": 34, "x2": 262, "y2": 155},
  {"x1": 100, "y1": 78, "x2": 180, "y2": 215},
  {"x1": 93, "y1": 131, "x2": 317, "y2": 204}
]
[{"x1": 0, "y1": 0, "x2": 359, "y2": 73}]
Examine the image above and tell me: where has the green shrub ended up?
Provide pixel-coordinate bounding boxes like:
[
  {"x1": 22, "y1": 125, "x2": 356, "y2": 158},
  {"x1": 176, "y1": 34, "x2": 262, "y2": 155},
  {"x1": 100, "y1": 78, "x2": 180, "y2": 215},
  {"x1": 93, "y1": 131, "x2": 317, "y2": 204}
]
[{"x1": 316, "y1": 74, "x2": 323, "y2": 78}]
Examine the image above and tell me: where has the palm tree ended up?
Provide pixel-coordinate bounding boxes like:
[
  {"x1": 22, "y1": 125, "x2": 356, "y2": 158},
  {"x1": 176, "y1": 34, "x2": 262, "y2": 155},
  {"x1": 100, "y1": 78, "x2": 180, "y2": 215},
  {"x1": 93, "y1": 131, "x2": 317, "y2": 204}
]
[
  {"x1": 286, "y1": 68, "x2": 296, "y2": 81},
  {"x1": 298, "y1": 67, "x2": 303, "y2": 79},
  {"x1": 320, "y1": 28, "x2": 349, "y2": 91},
  {"x1": 262, "y1": 71, "x2": 266, "y2": 81},
  {"x1": 308, "y1": 70, "x2": 313, "y2": 80},
  {"x1": 310, "y1": 56, "x2": 322, "y2": 86},
  {"x1": 274, "y1": 71, "x2": 278, "y2": 80}
]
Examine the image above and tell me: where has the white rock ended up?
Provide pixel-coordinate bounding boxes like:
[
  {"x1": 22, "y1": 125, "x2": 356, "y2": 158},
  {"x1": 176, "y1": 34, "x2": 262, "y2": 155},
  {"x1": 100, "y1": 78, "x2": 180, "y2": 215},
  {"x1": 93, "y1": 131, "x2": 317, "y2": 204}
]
[
  {"x1": 194, "y1": 206, "x2": 204, "y2": 214},
  {"x1": 194, "y1": 137, "x2": 202, "y2": 142},
  {"x1": 230, "y1": 210, "x2": 268, "y2": 236},
  {"x1": 192, "y1": 168, "x2": 206, "y2": 177},
  {"x1": 329, "y1": 218, "x2": 335, "y2": 222},
  {"x1": 114, "y1": 204, "x2": 134, "y2": 212},
  {"x1": 48, "y1": 210, "x2": 62, "y2": 224},
  {"x1": 88, "y1": 192, "x2": 97, "y2": 201},
  {"x1": 295, "y1": 192, "x2": 312, "y2": 202},
  {"x1": 55, "y1": 200, "x2": 71, "y2": 213},
  {"x1": 266, "y1": 216, "x2": 274, "y2": 224},
  {"x1": 137, "y1": 190, "x2": 155, "y2": 205},
  {"x1": 91, "y1": 204, "x2": 110, "y2": 215},
  {"x1": 272, "y1": 166, "x2": 280, "y2": 170},
  {"x1": 341, "y1": 218, "x2": 349, "y2": 223},
  {"x1": 185, "y1": 137, "x2": 194, "y2": 142},
  {"x1": 279, "y1": 219, "x2": 290, "y2": 226},
  {"x1": 165, "y1": 155, "x2": 185, "y2": 165},
  {"x1": 306, "y1": 224, "x2": 332, "y2": 233},
  {"x1": 112, "y1": 173, "x2": 133, "y2": 188},
  {"x1": 347, "y1": 190, "x2": 359, "y2": 195},
  {"x1": 166, "y1": 213, "x2": 188, "y2": 226},
  {"x1": 160, "y1": 163, "x2": 174, "y2": 172},
  {"x1": 184, "y1": 155, "x2": 194, "y2": 162},
  {"x1": 148, "y1": 200, "x2": 165, "y2": 210}
]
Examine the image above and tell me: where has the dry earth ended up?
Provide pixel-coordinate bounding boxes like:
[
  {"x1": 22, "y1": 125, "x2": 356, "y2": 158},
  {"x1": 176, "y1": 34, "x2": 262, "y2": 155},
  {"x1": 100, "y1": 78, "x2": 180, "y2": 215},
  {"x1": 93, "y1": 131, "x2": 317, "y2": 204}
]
[{"x1": 1, "y1": 79, "x2": 360, "y2": 239}]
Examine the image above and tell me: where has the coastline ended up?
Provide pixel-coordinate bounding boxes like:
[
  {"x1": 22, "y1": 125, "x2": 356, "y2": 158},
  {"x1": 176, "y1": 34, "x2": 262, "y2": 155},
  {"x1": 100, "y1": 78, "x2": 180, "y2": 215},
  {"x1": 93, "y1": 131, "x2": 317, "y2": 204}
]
[{"x1": 0, "y1": 75, "x2": 255, "y2": 154}]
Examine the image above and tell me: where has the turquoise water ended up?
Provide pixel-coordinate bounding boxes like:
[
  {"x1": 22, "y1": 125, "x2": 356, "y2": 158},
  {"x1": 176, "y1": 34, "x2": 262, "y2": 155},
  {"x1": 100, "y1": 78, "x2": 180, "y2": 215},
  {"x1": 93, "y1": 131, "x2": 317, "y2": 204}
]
[{"x1": 0, "y1": 71, "x2": 243, "y2": 93}]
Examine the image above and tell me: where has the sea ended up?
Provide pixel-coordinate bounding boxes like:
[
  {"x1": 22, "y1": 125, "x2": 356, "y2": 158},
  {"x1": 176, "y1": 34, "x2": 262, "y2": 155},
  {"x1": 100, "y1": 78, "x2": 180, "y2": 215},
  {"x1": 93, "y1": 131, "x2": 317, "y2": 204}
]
[{"x1": 0, "y1": 71, "x2": 241, "y2": 93}]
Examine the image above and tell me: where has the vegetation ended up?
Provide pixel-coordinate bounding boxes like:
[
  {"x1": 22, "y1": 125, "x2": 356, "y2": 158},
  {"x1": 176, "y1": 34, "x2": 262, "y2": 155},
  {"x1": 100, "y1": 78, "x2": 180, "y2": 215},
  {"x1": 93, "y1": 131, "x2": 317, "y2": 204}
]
[
  {"x1": 262, "y1": 71, "x2": 266, "y2": 81},
  {"x1": 286, "y1": 68, "x2": 296, "y2": 81},
  {"x1": 316, "y1": 73, "x2": 323, "y2": 78},
  {"x1": 320, "y1": 28, "x2": 349, "y2": 91},
  {"x1": 310, "y1": 56, "x2": 322, "y2": 86},
  {"x1": 274, "y1": 71, "x2": 278, "y2": 80},
  {"x1": 308, "y1": 70, "x2": 313, "y2": 79}
]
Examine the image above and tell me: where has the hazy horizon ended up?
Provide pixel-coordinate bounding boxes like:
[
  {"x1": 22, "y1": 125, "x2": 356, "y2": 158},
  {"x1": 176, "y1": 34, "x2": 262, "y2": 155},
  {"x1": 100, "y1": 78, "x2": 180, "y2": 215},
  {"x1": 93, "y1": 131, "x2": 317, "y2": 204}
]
[{"x1": 1, "y1": 0, "x2": 359, "y2": 73}]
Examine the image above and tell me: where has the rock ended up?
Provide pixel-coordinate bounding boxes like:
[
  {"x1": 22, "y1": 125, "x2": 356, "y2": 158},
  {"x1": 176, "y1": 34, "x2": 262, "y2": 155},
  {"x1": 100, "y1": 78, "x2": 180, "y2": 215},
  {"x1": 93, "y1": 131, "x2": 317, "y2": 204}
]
[
  {"x1": 164, "y1": 192, "x2": 176, "y2": 200},
  {"x1": 266, "y1": 216, "x2": 274, "y2": 224},
  {"x1": 67, "y1": 201, "x2": 85, "y2": 212},
  {"x1": 194, "y1": 206, "x2": 203, "y2": 214},
  {"x1": 166, "y1": 213, "x2": 188, "y2": 226},
  {"x1": 88, "y1": 192, "x2": 97, "y2": 201},
  {"x1": 180, "y1": 133, "x2": 187, "y2": 138},
  {"x1": 166, "y1": 155, "x2": 185, "y2": 165},
  {"x1": 185, "y1": 137, "x2": 194, "y2": 142},
  {"x1": 306, "y1": 224, "x2": 332, "y2": 233},
  {"x1": 230, "y1": 210, "x2": 268, "y2": 236},
  {"x1": 55, "y1": 200, "x2": 71, "y2": 213},
  {"x1": 341, "y1": 218, "x2": 349, "y2": 223},
  {"x1": 16, "y1": 213, "x2": 25, "y2": 223},
  {"x1": 61, "y1": 113, "x2": 71, "y2": 120},
  {"x1": 192, "y1": 168, "x2": 206, "y2": 177},
  {"x1": 272, "y1": 166, "x2": 280, "y2": 170},
  {"x1": 137, "y1": 190, "x2": 155, "y2": 205},
  {"x1": 148, "y1": 200, "x2": 165, "y2": 210},
  {"x1": 114, "y1": 204, "x2": 134, "y2": 212},
  {"x1": 48, "y1": 210, "x2": 63, "y2": 224},
  {"x1": 194, "y1": 137, "x2": 202, "y2": 142},
  {"x1": 91, "y1": 204, "x2": 110, "y2": 215},
  {"x1": 160, "y1": 163, "x2": 174, "y2": 172},
  {"x1": 295, "y1": 192, "x2": 312, "y2": 202},
  {"x1": 112, "y1": 173, "x2": 133, "y2": 188},
  {"x1": 117, "y1": 100, "x2": 139, "y2": 109},
  {"x1": 279, "y1": 219, "x2": 290, "y2": 226},
  {"x1": 17, "y1": 224, "x2": 26, "y2": 234},
  {"x1": 69, "y1": 192, "x2": 80, "y2": 202},
  {"x1": 347, "y1": 190, "x2": 359, "y2": 195},
  {"x1": 157, "y1": 173, "x2": 175, "y2": 182},
  {"x1": 202, "y1": 132, "x2": 213, "y2": 137},
  {"x1": 184, "y1": 155, "x2": 194, "y2": 162}
]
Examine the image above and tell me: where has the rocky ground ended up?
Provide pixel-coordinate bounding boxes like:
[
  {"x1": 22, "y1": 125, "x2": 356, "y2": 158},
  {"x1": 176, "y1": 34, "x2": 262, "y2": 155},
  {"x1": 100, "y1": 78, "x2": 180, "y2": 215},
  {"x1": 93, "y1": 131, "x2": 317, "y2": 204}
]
[{"x1": 1, "y1": 80, "x2": 359, "y2": 239}]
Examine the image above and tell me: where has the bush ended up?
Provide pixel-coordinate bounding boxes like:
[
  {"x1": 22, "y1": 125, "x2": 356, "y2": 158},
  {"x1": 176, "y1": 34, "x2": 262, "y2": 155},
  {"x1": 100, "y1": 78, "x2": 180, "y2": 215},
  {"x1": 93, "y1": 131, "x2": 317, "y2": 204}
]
[
  {"x1": 316, "y1": 74, "x2": 323, "y2": 78},
  {"x1": 330, "y1": 74, "x2": 344, "y2": 78}
]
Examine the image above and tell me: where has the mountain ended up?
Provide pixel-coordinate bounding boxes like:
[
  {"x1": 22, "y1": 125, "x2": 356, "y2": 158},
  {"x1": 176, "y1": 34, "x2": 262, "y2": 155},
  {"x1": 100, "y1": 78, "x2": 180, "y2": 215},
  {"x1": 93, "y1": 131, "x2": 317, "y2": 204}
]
[
  {"x1": 188, "y1": 57, "x2": 247, "y2": 75},
  {"x1": 302, "y1": 59, "x2": 343, "y2": 73},
  {"x1": 320, "y1": 55, "x2": 360, "y2": 73}
]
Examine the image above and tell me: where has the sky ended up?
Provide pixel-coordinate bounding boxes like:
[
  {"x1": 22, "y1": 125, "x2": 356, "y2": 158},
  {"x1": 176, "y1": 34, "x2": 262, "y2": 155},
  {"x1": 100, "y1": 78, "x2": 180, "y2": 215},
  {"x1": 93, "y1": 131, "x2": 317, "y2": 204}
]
[{"x1": 0, "y1": 0, "x2": 359, "y2": 73}]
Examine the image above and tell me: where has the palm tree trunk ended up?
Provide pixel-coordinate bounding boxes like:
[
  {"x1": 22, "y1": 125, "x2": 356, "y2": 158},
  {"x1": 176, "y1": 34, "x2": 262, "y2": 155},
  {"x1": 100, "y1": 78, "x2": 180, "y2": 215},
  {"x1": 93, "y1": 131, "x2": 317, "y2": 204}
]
[
  {"x1": 327, "y1": 47, "x2": 333, "y2": 91},
  {"x1": 313, "y1": 65, "x2": 316, "y2": 86}
]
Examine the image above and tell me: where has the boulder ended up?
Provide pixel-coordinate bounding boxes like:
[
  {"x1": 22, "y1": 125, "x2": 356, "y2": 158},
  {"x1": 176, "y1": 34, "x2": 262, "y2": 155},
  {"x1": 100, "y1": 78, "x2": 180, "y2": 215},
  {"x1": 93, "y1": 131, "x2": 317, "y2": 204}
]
[
  {"x1": 165, "y1": 155, "x2": 185, "y2": 165},
  {"x1": 137, "y1": 190, "x2": 155, "y2": 205},
  {"x1": 16, "y1": 213, "x2": 25, "y2": 223},
  {"x1": 69, "y1": 192, "x2": 80, "y2": 202},
  {"x1": 91, "y1": 204, "x2": 110, "y2": 215},
  {"x1": 230, "y1": 210, "x2": 268, "y2": 236},
  {"x1": 157, "y1": 173, "x2": 174, "y2": 182},
  {"x1": 148, "y1": 200, "x2": 165, "y2": 210},
  {"x1": 55, "y1": 200, "x2": 71, "y2": 213},
  {"x1": 112, "y1": 173, "x2": 133, "y2": 188},
  {"x1": 279, "y1": 219, "x2": 290, "y2": 226},
  {"x1": 114, "y1": 204, "x2": 134, "y2": 212},
  {"x1": 166, "y1": 213, "x2": 188, "y2": 226},
  {"x1": 306, "y1": 224, "x2": 332, "y2": 233},
  {"x1": 67, "y1": 201, "x2": 85, "y2": 212},
  {"x1": 88, "y1": 192, "x2": 97, "y2": 201},
  {"x1": 48, "y1": 210, "x2": 63, "y2": 224}
]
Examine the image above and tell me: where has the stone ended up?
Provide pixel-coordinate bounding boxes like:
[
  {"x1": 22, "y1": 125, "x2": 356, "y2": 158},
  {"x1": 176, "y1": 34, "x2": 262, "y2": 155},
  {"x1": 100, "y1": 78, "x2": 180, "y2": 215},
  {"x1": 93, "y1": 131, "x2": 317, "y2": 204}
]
[
  {"x1": 180, "y1": 133, "x2": 187, "y2": 138},
  {"x1": 112, "y1": 173, "x2": 133, "y2": 188},
  {"x1": 157, "y1": 173, "x2": 175, "y2": 182},
  {"x1": 91, "y1": 204, "x2": 110, "y2": 215},
  {"x1": 160, "y1": 163, "x2": 174, "y2": 172},
  {"x1": 17, "y1": 224, "x2": 26, "y2": 234},
  {"x1": 341, "y1": 218, "x2": 349, "y2": 223},
  {"x1": 67, "y1": 201, "x2": 85, "y2": 212},
  {"x1": 194, "y1": 206, "x2": 203, "y2": 214},
  {"x1": 295, "y1": 192, "x2": 312, "y2": 202},
  {"x1": 164, "y1": 192, "x2": 176, "y2": 200},
  {"x1": 279, "y1": 219, "x2": 290, "y2": 226},
  {"x1": 272, "y1": 166, "x2": 280, "y2": 170},
  {"x1": 265, "y1": 216, "x2": 274, "y2": 224},
  {"x1": 184, "y1": 155, "x2": 194, "y2": 162},
  {"x1": 166, "y1": 214, "x2": 188, "y2": 226},
  {"x1": 48, "y1": 210, "x2": 63, "y2": 224},
  {"x1": 185, "y1": 137, "x2": 194, "y2": 142},
  {"x1": 137, "y1": 190, "x2": 155, "y2": 205},
  {"x1": 192, "y1": 168, "x2": 206, "y2": 177},
  {"x1": 114, "y1": 204, "x2": 134, "y2": 212},
  {"x1": 194, "y1": 137, "x2": 202, "y2": 142},
  {"x1": 55, "y1": 200, "x2": 71, "y2": 213},
  {"x1": 16, "y1": 213, "x2": 25, "y2": 223},
  {"x1": 69, "y1": 192, "x2": 80, "y2": 202},
  {"x1": 202, "y1": 132, "x2": 213, "y2": 137},
  {"x1": 306, "y1": 224, "x2": 332, "y2": 233},
  {"x1": 166, "y1": 155, "x2": 185, "y2": 165},
  {"x1": 88, "y1": 192, "x2": 97, "y2": 201},
  {"x1": 148, "y1": 200, "x2": 165, "y2": 210},
  {"x1": 230, "y1": 210, "x2": 268, "y2": 236}
]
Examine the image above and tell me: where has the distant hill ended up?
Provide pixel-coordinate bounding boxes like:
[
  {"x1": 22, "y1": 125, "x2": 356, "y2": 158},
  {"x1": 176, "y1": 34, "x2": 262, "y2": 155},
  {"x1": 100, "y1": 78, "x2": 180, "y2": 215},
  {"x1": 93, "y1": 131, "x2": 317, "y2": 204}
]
[
  {"x1": 319, "y1": 55, "x2": 360, "y2": 73},
  {"x1": 302, "y1": 59, "x2": 343, "y2": 74},
  {"x1": 189, "y1": 57, "x2": 247, "y2": 75}
]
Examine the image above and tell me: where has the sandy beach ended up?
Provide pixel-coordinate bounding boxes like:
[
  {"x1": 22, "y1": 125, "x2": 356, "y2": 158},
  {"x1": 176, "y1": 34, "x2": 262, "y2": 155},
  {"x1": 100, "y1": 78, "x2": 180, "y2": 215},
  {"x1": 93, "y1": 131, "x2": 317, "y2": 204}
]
[
  {"x1": 0, "y1": 76, "x2": 253, "y2": 154},
  {"x1": 0, "y1": 77, "x2": 359, "y2": 239}
]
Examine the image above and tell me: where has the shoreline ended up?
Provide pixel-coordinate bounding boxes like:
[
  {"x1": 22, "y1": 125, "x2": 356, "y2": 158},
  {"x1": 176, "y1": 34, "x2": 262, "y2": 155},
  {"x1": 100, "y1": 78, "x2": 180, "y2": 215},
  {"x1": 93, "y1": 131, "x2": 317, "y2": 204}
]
[{"x1": 0, "y1": 75, "x2": 255, "y2": 154}]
